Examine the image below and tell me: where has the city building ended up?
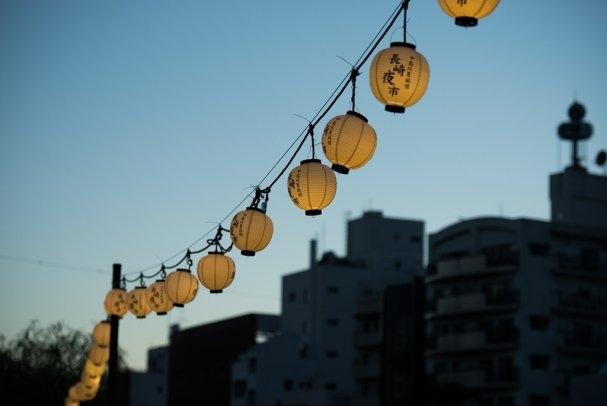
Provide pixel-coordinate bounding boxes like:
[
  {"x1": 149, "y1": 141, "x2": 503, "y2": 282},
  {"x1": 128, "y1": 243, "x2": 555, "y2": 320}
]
[
  {"x1": 351, "y1": 277, "x2": 425, "y2": 406},
  {"x1": 129, "y1": 346, "x2": 169, "y2": 406},
  {"x1": 167, "y1": 313, "x2": 279, "y2": 406},
  {"x1": 425, "y1": 102, "x2": 607, "y2": 406},
  {"x1": 231, "y1": 211, "x2": 425, "y2": 405}
]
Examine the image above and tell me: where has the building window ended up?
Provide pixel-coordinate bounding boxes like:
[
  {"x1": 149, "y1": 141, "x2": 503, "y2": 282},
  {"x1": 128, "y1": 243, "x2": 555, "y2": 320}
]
[
  {"x1": 529, "y1": 243, "x2": 551, "y2": 256},
  {"x1": 326, "y1": 350, "x2": 338, "y2": 359},
  {"x1": 529, "y1": 395, "x2": 550, "y2": 406},
  {"x1": 302, "y1": 289, "x2": 308, "y2": 303},
  {"x1": 248, "y1": 358, "x2": 256, "y2": 373},
  {"x1": 581, "y1": 247, "x2": 599, "y2": 271},
  {"x1": 288, "y1": 292, "x2": 296, "y2": 302},
  {"x1": 529, "y1": 315, "x2": 550, "y2": 331},
  {"x1": 283, "y1": 380, "x2": 293, "y2": 391},
  {"x1": 410, "y1": 235, "x2": 421, "y2": 243},
  {"x1": 327, "y1": 286, "x2": 339, "y2": 294},
  {"x1": 393, "y1": 233, "x2": 400, "y2": 241},
  {"x1": 302, "y1": 321, "x2": 308, "y2": 334},
  {"x1": 394, "y1": 260, "x2": 402, "y2": 269},
  {"x1": 324, "y1": 383, "x2": 337, "y2": 391},
  {"x1": 234, "y1": 380, "x2": 246, "y2": 398},
  {"x1": 326, "y1": 318, "x2": 338, "y2": 327},
  {"x1": 529, "y1": 354, "x2": 550, "y2": 370}
]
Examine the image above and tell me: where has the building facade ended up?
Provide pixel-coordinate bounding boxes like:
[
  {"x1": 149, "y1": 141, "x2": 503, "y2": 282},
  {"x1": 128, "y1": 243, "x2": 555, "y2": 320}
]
[
  {"x1": 425, "y1": 102, "x2": 607, "y2": 406},
  {"x1": 231, "y1": 211, "x2": 424, "y2": 405}
]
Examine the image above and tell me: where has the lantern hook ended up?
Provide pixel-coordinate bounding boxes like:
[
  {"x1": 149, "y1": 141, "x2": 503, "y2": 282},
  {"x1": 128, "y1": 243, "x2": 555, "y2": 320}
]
[{"x1": 350, "y1": 68, "x2": 360, "y2": 111}]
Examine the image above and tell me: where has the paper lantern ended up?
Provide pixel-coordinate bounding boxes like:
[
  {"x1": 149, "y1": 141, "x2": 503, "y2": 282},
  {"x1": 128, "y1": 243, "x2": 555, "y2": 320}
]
[
  {"x1": 230, "y1": 208, "x2": 274, "y2": 256},
  {"x1": 437, "y1": 0, "x2": 500, "y2": 27},
  {"x1": 68, "y1": 386, "x2": 81, "y2": 402},
  {"x1": 65, "y1": 397, "x2": 79, "y2": 406},
  {"x1": 197, "y1": 253, "x2": 236, "y2": 294},
  {"x1": 92, "y1": 320, "x2": 110, "y2": 347},
  {"x1": 127, "y1": 286, "x2": 152, "y2": 319},
  {"x1": 287, "y1": 159, "x2": 337, "y2": 216},
  {"x1": 81, "y1": 371, "x2": 101, "y2": 388},
  {"x1": 75, "y1": 382, "x2": 97, "y2": 401},
  {"x1": 84, "y1": 359, "x2": 106, "y2": 377},
  {"x1": 146, "y1": 279, "x2": 174, "y2": 315},
  {"x1": 322, "y1": 111, "x2": 377, "y2": 174},
  {"x1": 104, "y1": 288, "x2": 128, "y2": 318},
  {"x1": 369, "y1": 42, "x2": 429, "y2": 113},
  {"x1": 165, "y1": 269, "x2": 198, "y2": 307},
  {"x1": 88, "y1": 344, "x2": 109, "y2": 366}
]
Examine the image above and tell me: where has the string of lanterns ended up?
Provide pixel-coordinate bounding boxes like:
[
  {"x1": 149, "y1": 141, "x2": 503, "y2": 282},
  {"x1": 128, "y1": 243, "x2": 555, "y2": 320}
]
[{"x1": 64, "y1": 1, "x2": 500, "y2": 404}]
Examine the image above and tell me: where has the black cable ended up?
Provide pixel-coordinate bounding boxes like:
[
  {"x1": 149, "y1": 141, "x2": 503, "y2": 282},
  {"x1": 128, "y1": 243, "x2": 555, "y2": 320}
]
[{"x1": 124, "y1": 0, "x2": 409, "y2": 280}]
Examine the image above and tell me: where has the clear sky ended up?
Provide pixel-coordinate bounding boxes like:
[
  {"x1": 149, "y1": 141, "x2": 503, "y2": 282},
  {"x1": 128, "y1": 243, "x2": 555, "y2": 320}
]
[{"x1": 1, "y1": 0, "x2": 606, "y2": 369}]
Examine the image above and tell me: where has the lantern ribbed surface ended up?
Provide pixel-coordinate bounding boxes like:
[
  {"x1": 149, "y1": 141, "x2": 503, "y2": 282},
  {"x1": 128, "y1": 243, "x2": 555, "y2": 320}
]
[
  {"x1": 68, "y1": 386, "x2": 81, "y2": 402},
  {"x1": 92, "y1": 321, "x2": 110, "y2": 347},
  {"x1": 75, "y1": 383, "x2": 96, "y2": 401},
  {"x1": 230, "y1": 208, "x2": 274, "y2": 256},
  {"x1": 437, "y1": 0, "x2": 500, "y2": 26},
  {"x1": 369, "y1": 42, "x2": 429, "y2": 113},
  {"x1": 84, "y1": 359, "x2": 106, "y2": 377},
  {"x1": 287, "y1": 159, "x2": 337, "y2": 216},
  {"x1": 104, "y1": 288, "x2": 128, "y2": 318},
  {"x1": 322, "y1": 111, "x2": 377, "y2": 174},
  {"x1": 146, "y1": 280, "x2": 174, "y2": 315},
  {"x1": 81, "y1": 371, "x2": 101, "y2": 388},
  {"x1": 197, "y1": 252, "x2": 236, "y2": 293},
  {"x1": 127, "y1": 287, "x2": 152, "y2": 318},
  {"x1": 165, "y1": 269, "x2": 198, "y2": 307},
  {"x1": 87, "y1": 344, "x2": 109, "y2": 366}
]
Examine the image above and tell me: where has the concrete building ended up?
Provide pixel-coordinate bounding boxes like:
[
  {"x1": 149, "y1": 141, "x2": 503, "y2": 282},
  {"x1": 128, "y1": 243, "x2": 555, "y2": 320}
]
[
  {"x1": 231, "y1": 211, "x2": 424, "y2": 405},
  {"x1": 351, "y1": 278, "x2": 425, "y2": 406},
  {"x1": 129, "y1": 346, "x2": 169, "y2": 406},
  {"x1": 425, "y1": 102, "x2": 607, "y2": 406},
  {"x1": 168, "y1": 313, "x2": 279, "y2": 406}
]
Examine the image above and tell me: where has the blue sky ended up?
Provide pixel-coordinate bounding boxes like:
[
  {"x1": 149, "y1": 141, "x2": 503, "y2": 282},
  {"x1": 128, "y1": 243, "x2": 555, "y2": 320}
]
[{"x1": 1, "y1": 0, "x2": 606, "y2": 369}]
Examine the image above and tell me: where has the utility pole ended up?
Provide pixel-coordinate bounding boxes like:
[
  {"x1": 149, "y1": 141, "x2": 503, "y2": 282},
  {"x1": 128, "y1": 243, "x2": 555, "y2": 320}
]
[{"x1": 108, "y1": 263, "x2": 121, "y2": 406}]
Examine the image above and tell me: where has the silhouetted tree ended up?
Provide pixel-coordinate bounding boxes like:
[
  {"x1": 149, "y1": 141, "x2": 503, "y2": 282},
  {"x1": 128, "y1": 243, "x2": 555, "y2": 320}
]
[{"x1": 0, "y1": 320, "x2": 114, "y2": 406}]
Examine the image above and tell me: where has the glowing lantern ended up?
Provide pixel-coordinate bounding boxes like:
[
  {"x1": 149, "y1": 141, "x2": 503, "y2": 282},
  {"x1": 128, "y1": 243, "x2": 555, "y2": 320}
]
[
  {"x1": 75, "y1": 382, "x2": 97, "y2": 401},
  {"x1": 369, "y1": 42, "x2": 429, "y2": 113},
  {"x1": 104, "y1": 288, "x2": 128, "y2": 318},
  {"x1": 88, "y1": 344, "x2": 109, "y2": 366},
  {"x1": 81, "y1": 371, "x2": 101, "y2": 388},
  {"x1": 230, "y1": 208, "x2": 274, "y2": 256},
  {"x1": 437, "y1": 0, "x2": 500, "y2": 27},
  {"x1": 65, "y1": 397, "x2": 79, "y2": 406},
  {"x1": 68, "y1": 386, "x2": 81, "y2": 402},
  {"x1": 84, "y1": 359, "x2": 106, "y2": 377},
  {"x1": 146, "y1": 279, "x2": 174, "y2": 315},
  {"x1": 197, "y1": 253, "x2": 236, "y2": 293},
  {"x1": 165, "y1": 269, "x2": 198, "y2": 307},
  {"x1": 322, "y1": 111, "x2": 377, "y2": 174},
  {"x1": 287, "y1": 159, "x2": 337, "y2": 216},
  {"x1": 127, "y1": 286, "x2": 151, "y2": 319},
  {"x1": 92, "y1": 320, "x2": 110, "y2": 347}
]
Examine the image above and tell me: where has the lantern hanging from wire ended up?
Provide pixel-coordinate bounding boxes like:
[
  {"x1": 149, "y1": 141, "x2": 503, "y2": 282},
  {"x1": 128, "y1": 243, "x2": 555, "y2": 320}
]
[
  {"x1": 288, "y1": 159, "x2": 337, "y2": 216},
  {"x1": 68, "y1": 386, "x2": 82, "y2": 402},
  {"x1": 197, "y1": 252, "x2": 236, "y2": 293},
  {"x1": 230, "y1": 188, "x2": 273, "y2": 256},
  {"x1": 65, "y1": 397, "x2": 79, "y2": 406},
  {"x1": 369, "y1": 42, "x2": 430, "y2": 113},
  {"x1": 165, "y1": 266, "x2": 198, "y2": 307},
  {"x1": 127, "y1": 284, "x2": 152, "y2": 319},
  {"x1": 146, "y1": 279, "x2": 174, "y2": 315},
  {"x1": 80, "y1": 371, "x2": 101, "y2": 389},
  {"x1": 92, "y1": 320, "x2": 110, "y2": 347},
  {"x1": 84, "y1": 359, "x2": 106, "y2": 377},
  {"x1": 87, "y1": 344, "x2": 109, "y2": 366},
  {"x1": 322, "y1": 111, "x2": 377, "y2": 174},
  {"x1": 104, "y1": 287, "x2": 128, "y2": 318},
  {"x1": 74, "y1": 383, "x2": 96, "y2": 401},
  {"x1": 437, "y1": 0, "x2": 500, "y2": 27}
]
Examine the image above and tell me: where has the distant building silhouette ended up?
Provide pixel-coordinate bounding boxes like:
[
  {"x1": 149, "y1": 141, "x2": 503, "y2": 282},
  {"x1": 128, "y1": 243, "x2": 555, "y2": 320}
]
[
  {"x1": 129, "y1": 346, "x2": 168, "y2": 406},
  {"x1": 425, "y1": 101, "x2": 607, "y2": 406},
  {"x1": 231, "y1": 211, "x2": 425, "y2": 405},
  {"x1": 167, "y1": 314, "x2": 279, "y2": 406}
]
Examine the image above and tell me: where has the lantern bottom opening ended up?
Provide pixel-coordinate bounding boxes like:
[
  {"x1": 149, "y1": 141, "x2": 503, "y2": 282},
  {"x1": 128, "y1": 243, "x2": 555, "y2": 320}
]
[
  {"x1": 241, "y1": 250, "x2": 256, "y2": 257},
  {"x1": 455, "y1": 16, "x2": 478, "y2": 27},
  {"x1": 210, "y1": 289, "x2": 223, "y2": 294},
  {"x1": 173, "y1": 303, "x2": 184, "y2": 308},
  {"x1": 136, "y1": 316, "x2": 146, "y2": 319},
  {"x1": 157, "y1": 312, "x2": 167, "y2": 316},
  {"x1": 305, "y1": 209, "x2": 322, "y2": 216},
  {"x1": 385, "y1": 105, "x2": 405, "y2": 113},
  {"x1": 331, "y1": 164, "x2": 350, "y2": 174}
]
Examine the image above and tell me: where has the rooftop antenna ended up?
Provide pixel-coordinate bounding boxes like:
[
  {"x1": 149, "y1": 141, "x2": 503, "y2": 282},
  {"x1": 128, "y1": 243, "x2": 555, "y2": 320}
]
[{"x1": 557, "y1": 101, "x2": 593, "y2": 170}]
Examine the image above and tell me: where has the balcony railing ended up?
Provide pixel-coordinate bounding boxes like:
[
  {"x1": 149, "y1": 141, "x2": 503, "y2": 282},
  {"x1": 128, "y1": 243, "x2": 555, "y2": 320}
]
[
  {"x1": 427, "y1": 327, "x2": 519, "y2": 353},
  {"x1": 555, "y1": 292, "x2": 607, "y2": 317},
  {"x1": 427, "y1": 289, "x2": 519, "y2": 317},
  {"x1": 427, "y1": 253, "x2": 518, "y2": 282},
  {"x1": 436, "y1": 367, "x2": 518, "y2": 389}
]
